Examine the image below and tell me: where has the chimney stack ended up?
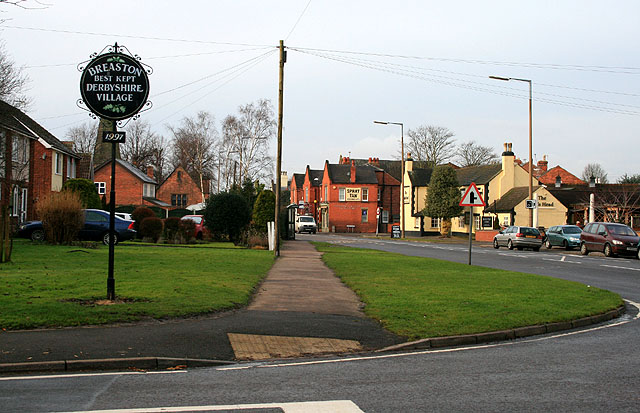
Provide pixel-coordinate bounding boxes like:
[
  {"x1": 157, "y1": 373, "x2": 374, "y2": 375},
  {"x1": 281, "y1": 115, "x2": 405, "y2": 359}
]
[
  {"x1": 146, "y1": 165, "x2": 154, "y2": 179},
  {"x1": 537, "y1": 155, "x2": 548, "y2": 173},
  {"x1": 350, "y1": 160, "x2": 356, "y2": 183}
]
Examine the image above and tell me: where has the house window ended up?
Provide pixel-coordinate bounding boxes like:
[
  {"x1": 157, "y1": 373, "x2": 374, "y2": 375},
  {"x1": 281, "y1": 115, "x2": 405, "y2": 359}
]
[
  {"x1": 143, "y1": 183, "x2": 156, "y2": 198},
  {"x1": 431, "y1": 217, "x2": 441, "y2": 228},
  {"x1": 11, "y1": 186, "x2": 19, "y2": 216},
  {"x1": 339, "y1": 188, "x2": 345, "y2": 202},
  {"x1": 475, "y1": 215, "x2": 481, "y2": 229},
  {"x1": 95, "y1": 182, "x2": 106, "y2": 195},
  {"x1": 305, "y1": 187, "x2": 309, "y2": 202},
  {"x1": 503, "y1": 215, "x2": 510, "y2": 227},
  {"x1": 362, "y1": 188, "x2": 368, "y2": 202},
  {"x1": 415, "y1": 217, "x2": 420, "y2": 229},
  {"x1": 54, "y1": 152, "x2": 63, "y2": 175},
  {"x1": 66, "y1": 157, "x2": 77, "y2": 178},
  {"x1": 377, "y1": 188, "x2": 381, "y2": 201},
  {"x1": 361, "y1": 208, "x2": 368, "y2": 223},
  {"x1": 381, "y1": 210, "x2": 389, "y2": 224},
  {"x1": 171, "y1": 194, "x2": 188, "y2": 206},
  {"x1": 324, "y1": 185, "x2": 328, "y2": 201}
]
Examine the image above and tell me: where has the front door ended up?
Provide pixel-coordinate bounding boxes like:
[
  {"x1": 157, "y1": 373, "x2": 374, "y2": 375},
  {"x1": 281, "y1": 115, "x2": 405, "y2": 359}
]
[{"x1": 321, "y1": 208, "x2": 329, "y2": 232}]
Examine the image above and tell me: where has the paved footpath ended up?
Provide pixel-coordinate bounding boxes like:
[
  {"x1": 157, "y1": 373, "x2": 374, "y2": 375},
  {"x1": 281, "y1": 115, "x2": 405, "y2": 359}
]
[{"x1": 0, "y1": 241, "x2": 402, "y2": 371}]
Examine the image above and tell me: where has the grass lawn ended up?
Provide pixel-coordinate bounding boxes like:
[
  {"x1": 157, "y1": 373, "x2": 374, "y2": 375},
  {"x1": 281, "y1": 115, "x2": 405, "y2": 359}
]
[
  {"x1": 314, "y1": 242, "x2": 623, "y2": 340},
  {"x1": 0, "y1": 239, "x2": 274, "y2": 329}
]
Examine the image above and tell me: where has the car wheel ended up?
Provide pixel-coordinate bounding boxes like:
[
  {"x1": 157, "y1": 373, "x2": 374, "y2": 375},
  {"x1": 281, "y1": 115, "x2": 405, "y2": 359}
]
[
  {"x1": 580, "y1": 242, "x2": 589, "y2": 255},
  {"x1": 637, "y1": 248, "x2": 640, "y2": 260},
  {"x1": 516, "y1": 246, "x2": 523, "y2": 251},
  {"x1": 533, "y1": 246, "x2": 540, "y2": 252},
  {"x1": 196, "y1": 232, "x2": 203, "y2": 240},
  {"x1": 507, "y1": 239, "x2": 514, "y2": 250},
  {"x1": 103, "y1": 232, "x2": 118, "y2": 246},
  {"x1": 31, "y1": 229, "x2": 45, "y2": 242},
  {"x1": 562, "y1": 240, "x2": 571, "y2": 251},
  {"x1": 493, "y1": 238, "x2": 499, "y2": 249},
  {"x1": 545, "y1": 239, "x2": 552, "y2": 249},
  {"x1": 604, "y1": 243, "x2": 615, "y2": 258}
]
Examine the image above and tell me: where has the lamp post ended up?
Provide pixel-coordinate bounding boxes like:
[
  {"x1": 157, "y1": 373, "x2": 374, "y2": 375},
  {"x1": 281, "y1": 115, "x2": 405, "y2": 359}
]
[
  {"x1": 374, "y1": 120, "x2": 405, "y2": 238},
  {"x1": 489, "y1": 75, "x2": 533, "y2": 227}
]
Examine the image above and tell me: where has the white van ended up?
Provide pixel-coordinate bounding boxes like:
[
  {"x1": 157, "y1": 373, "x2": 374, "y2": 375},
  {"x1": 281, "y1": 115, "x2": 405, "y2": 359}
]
[{"x1": 295, "y1": 215, "x2": 317, "y2": 234}]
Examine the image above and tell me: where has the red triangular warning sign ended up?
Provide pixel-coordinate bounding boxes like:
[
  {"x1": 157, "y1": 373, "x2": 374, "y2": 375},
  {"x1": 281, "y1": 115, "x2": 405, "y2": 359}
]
[{"x1": 459, "y1": 182, "x2": 485, "y2": 207}]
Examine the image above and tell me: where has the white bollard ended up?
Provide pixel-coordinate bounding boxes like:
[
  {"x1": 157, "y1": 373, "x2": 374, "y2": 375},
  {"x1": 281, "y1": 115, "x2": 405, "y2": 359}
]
[{"x1": 267, "y1": 221, "x2": 275, "y2": 251}]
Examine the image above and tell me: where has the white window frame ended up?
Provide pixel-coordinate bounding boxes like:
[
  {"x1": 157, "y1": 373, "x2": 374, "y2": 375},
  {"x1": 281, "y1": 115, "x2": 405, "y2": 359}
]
[
  {"x1": 324, "y1": 185, "x2": 328, "y2": 201},
  {"x1": 143, "y1": 183, "x2": 155, "y2": 198},
  {"x1": 96, "y1": 182, "x2": 106, "y2": 195},
  {"x1": 11, "y1": 186, "x2": 19, "y2": 216},
  {"x1": 503, "y1": 215, "x2": 510, "y2": 227},
  {"x1": 431, "y1": 217, "x2": 441, "y2": 228},
  {"x1": 362, "y1": 188, "x2": 368, "y2": 202},
  {"x1": 305, "y1": 187, "x2": 309, "y2": 202},
  {"x1": 381, "y1": 210, "x2": 389, "y2": 224},
  {"x1": 66, "y1": 157, "x2": 77, "y2": 178},
  {"x1": 339, "y1": 188, "x2": 345, "y2": 202},
  {"x1": 54, "y1": 152, "x2": 63, "y2": 175},
  {"x1": 415, "y1": 217, "x2": 420, "y2": 229},
  {"x1": 475, "y1": 215, "x2": 481, "y2": 229}
]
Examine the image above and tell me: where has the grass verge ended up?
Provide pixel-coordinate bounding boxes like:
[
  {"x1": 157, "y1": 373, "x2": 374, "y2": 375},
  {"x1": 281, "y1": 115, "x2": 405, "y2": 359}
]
[
  {"x1": 314, "y1": 242, "x2": 623, "y2": 340},
  {"x1": 0, "y1": 239, "x2": 274, "y2": 329}
]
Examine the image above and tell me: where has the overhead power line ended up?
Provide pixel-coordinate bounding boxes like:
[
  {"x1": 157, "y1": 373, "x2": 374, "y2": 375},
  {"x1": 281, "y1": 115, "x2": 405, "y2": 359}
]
[
  {"x1": 285, "y1": 0, "x2": 312, "y2": 41},
  {"x1": 2, "y1": 25, "x2": 275, "y2": 47},
  {"x1": 291, "y1": 48, "x2": 640, "y2": 116},
  {"x1": 290, "y1": 46, "x2": 640, "y2": 74}
]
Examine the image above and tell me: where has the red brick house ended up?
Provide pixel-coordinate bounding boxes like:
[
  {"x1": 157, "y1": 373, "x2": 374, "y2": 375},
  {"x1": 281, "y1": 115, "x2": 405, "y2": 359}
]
[
  {"x1": 94, "y1": 159, "x2": 169, "y2": 210},
  {"x1": 289, "y1": 173, "x2": 305, "y2": 206},
  {"x1": 0, "y1": 100, "x2": 80, "y2": 222},
  {"x1": 156, "y1": 166, "x2": 209, "y2": 210},
  {"x1": 521, "y1": 156, "x2": 586, "y2": 186},
  {"x1": 299, "y1": 167, "x2": 323, "y2": 221}
]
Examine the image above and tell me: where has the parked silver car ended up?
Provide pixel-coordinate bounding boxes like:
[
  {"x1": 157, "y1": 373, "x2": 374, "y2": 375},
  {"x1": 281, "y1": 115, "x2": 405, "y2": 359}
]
[{"x1": 493, "y1": 226, "x2": 543, "y2": 251}]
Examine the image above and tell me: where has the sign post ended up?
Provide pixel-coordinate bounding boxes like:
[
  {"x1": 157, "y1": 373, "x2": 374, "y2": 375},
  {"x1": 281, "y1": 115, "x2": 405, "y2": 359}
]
[
  {"x1": 459, "y1": 182, "x2": 486, "y2": 265},
  {"x1": 79, "y1": 43, "x2": 150, "y2": 300}
]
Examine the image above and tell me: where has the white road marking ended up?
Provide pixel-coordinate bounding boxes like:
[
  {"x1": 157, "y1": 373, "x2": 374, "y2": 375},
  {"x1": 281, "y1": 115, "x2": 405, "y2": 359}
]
[
  {"x1": 0, "y1": 370, "x2": 186, "y2": 382},
  {"x1": 561, "y1": 256, "x2": 566, "y2": 262},
  {"x1": 601, "y1": 264, "x2": 640, "y2": 272},
  {"x1": 218, "y1": 300, "x2": 640, "y2": 372},
  {"x1": 59, "y1": 400, "x2": 363, "y2": 413}
]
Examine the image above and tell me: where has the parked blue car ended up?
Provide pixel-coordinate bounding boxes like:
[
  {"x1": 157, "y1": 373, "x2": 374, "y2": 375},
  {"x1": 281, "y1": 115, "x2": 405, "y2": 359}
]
[
  {"x1": 544, "y1": 225, "x2": 582, "y2": 250},
  {"x1": 17, "y1": 209, "x2": 136, "y2": 245}
]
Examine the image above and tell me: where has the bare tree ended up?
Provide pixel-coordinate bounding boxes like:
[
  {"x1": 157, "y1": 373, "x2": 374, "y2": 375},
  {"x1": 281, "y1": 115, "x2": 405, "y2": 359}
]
[
  {"x1": 65, "y1": 121, "x2": 98, "y2": 155},
  {"x1": 581, "y1": 163, "x2": 608, "y2": 184},
  {"x1": 583, "y1": 185, "x2": 640, "y2": 225},
  {"x1": 456, "y1": 141, "x2": 499, "y2": 167},
  {"x1": 618, "y1": 173, "x2": 640, "y2": 184},
  {"x1": 122, "y1": 119, "x2": 157, "y2": 170},
  {"x1": 168, "y1": 111, "x2": 218, "y2": 202},
  {"x1": 220, "y1": 99, "x2": 275, "y2": 189},
  {"x1": 0, "y1": 42, "x2": 30, "y2": 110},
  {"x1": 149, "y1": 134, "x2": 168, "y2": 183},
  {"x1": 405, "y1": 125, "x2": 456, "y2": 167}
]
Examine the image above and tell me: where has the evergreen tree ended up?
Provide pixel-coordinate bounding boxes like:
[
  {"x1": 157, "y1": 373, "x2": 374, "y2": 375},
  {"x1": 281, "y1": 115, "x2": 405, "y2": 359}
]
[
  {"x1": 252, "y1": 190, "x2": 275, "y2": 233},
  {"x1": 204, "y1": 192, "x2": 251, "y2": 244},
  {"x1": 422, "y1": 165, "x2": 462, "y2": 236}
]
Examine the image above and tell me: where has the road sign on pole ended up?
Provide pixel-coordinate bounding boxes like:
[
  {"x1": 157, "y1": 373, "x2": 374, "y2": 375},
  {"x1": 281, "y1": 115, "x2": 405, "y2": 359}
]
[{"x1": 459, "y1": 182, "x2": 486, "y2": 207}]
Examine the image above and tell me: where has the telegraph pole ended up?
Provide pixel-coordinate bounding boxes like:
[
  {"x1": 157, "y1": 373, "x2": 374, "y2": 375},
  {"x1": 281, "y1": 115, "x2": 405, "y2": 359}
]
[{"x1": 274, "y1": 40, "x2": 285, "y2": 257}]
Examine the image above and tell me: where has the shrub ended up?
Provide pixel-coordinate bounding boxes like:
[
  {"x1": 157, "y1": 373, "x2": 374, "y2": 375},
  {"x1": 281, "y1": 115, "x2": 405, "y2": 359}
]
[
  {"x1": 132, "y1": 206, "x2": 155, "y2": 236},
  {"x1": 62, "y1": 178, "x2": 102, "y2": 209},
  {"x1": 179, "y1": 219, "x2": 196, "y2": 242},
  {"x1": 140, "y1": 216, "x2": 163, "y2": 243},
  {"x1": 163, "y1": 217, "x2": 181, "y2": 242},
  {"x1": 36, "y1": 191, "x2": 83, "y2": 244},
  {"x1": 252, "y1": 190, "x2": 275, "y2": 233},
  {"x1": 204, "y1": 192, "x2": 251, "y2": 245}
]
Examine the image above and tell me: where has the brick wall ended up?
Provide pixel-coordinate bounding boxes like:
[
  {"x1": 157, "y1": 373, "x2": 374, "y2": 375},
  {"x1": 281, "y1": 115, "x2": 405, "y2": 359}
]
[
  {"x1": 157, "y1": 167, "x2": 203, "y2": 209},
  {"x1": 94, "y1": 162, "x2": 144, "y2": 205}
]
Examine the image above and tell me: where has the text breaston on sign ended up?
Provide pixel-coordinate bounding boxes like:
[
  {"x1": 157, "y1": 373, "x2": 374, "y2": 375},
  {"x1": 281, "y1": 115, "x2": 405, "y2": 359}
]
[{"x1": 80, "y1": 53, "x2": 149, "y2": 120}]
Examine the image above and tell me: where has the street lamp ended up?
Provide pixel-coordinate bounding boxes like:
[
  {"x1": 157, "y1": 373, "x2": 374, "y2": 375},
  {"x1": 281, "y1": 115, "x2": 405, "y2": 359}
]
[
  {"x1": 489, "y1": 75, "x2": 534, "y2": 227},
  {"x1": 374, "y1": 120, "x2": 405, "y2": 238}
]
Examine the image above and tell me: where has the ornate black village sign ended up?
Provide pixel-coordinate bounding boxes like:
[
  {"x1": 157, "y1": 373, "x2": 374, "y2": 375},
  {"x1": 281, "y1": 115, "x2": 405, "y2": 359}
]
[
  {"x1": 80, "y1": 51, "x2": 150, "y2": 120},
  {"x1": 78, "y1": 43, "x2": 151, "y2": 301}
]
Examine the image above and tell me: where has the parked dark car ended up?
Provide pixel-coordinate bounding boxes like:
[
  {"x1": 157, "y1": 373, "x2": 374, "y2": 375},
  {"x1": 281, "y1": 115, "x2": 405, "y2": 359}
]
[
  {"x1": 580, "y1": 222, "x2": 639, "y2": 258},
  {"x1": 493, "y1": 225, "x2": 543, "y2": 251},
  {"x1": 545, "y1": 225, "x2": 582, "y2": 250},
  {"x1": 17, "y1": 209, "x2": 136, "y2": 245},
  {"x1": 180, "y1": 215, "x2": 209, "y2": 240}
]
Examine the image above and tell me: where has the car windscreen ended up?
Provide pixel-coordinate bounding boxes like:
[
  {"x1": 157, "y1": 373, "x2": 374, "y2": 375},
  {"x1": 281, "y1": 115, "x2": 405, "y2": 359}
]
[
  {"x1": 562, "y1": 226, "x2": 582, "y2": 234},
  {"x1": 183, "y1": 216, "x2": 202, "y2": 224},
  {"x1": 299, "y1": 217, "x2": 314, "y2": 222},
  {"x1": 608, "y1": 225, "x2": 637, "y2": 236}
]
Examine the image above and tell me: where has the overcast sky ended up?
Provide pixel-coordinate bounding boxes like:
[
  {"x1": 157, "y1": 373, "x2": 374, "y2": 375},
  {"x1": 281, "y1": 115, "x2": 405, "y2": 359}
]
[{"x1": 1, "y1": 0, "x2": 638, "y2": 182}]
